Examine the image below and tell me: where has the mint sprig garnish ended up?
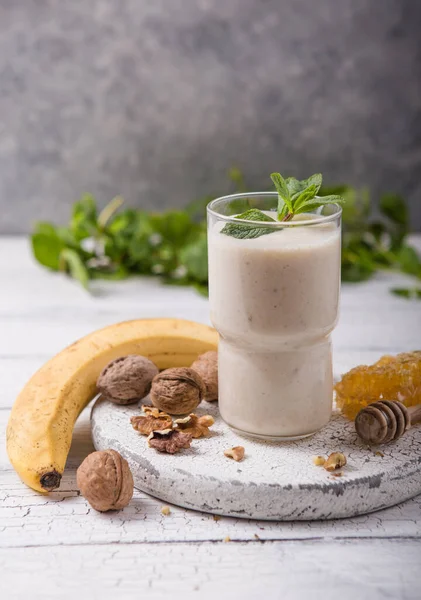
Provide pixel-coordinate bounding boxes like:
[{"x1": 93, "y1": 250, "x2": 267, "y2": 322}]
[
  {"x1": 270, "y1": 172, "x2": 343, "y2": 221},
  {"x1": 220, "y1": 171, "x2": 344, "y2": 239},
  {"x1": 220, "y1": 209, "x2": 277, "y2": 239}
]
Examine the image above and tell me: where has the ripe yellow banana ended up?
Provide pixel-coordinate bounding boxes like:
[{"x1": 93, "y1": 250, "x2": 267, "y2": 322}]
[{"x1": 7, "y1": 318, "x2": 218, "y2": 493}]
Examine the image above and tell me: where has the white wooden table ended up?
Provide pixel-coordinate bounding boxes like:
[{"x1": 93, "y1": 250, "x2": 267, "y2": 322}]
[{"x1": 1, "y1": 236, "x2": 420, "y2": 600}]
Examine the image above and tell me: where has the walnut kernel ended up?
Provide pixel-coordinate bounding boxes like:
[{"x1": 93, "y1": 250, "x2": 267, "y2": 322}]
[
  {"x1": 97, "y1": 355, "x2": 159, "y2": 405},
  {"x1": 130, "y1": 406, "x2": 173, "y2": 435},
  {"x1": 76, "y1": 450, "x2": 134, "y2": 512},
  {"x1": 312, "y1": 455, "x2": 326, "y2": 466},
  {"x1": 174, "y1": 413, "x2": 215, "y2": 438},
  {"x1": 147, "y1": 428, "x2": 192, "y2": 454},
  {"x1": 324, "y1": 452, "x2": 347, "y2": 472},
  {"x1": 150, "y1": 367, "x2": 206, "y2": 415},
  {"x1": 224, "y1": 446, "x2": 245, "y2": 462},
  {"x1": 191, "y1": 351, "x2": 218, "y2": 401}
]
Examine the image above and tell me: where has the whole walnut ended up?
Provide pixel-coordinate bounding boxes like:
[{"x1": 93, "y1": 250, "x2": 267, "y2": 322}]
[
  {"x1": 191, "y1": 351, "x2": 218, "y2": 401},
  {"x1": 150, "y1": 367, "x2": 206, "y2": 415},
  {"x1": 97, "y1": 355, "x2": 159, "y2": 405},
  {"x1": 76, "y1": 449, "x2": 134, "y2": 512}
]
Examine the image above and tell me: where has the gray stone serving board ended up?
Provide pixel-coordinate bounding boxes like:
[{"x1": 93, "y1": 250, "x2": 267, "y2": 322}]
[{"x1": 91, "y1": 397, "x2": 421, "y2": 520}]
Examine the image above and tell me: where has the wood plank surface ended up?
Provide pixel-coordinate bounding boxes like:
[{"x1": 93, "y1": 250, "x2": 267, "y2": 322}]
[{"x1": 1, "y1": 237, "x2": 420, "y2": 599}]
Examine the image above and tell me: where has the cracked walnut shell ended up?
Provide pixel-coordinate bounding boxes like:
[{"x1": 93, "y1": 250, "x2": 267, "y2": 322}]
[
  {"x1": 174, "y1": 413, "x2": 215, "y2": 438},
  {"x1": 191, "y1": 351, "x2": 218, "y2": 401},
  {"x1": 97, "y1": 355, "x2": 159, "y2": 405},
  {"x1": 130, "y1": 406, "x2": 173, "y2": 435},
  {"x1": 76, "y1": 450, "x2": 134, "y2": 512},
  {"x1": 150, "y1": 367, "x2": 206, "y2": 415},
  {"x1": 147, "y1": 429, "x2": 192, "y2": 454}
]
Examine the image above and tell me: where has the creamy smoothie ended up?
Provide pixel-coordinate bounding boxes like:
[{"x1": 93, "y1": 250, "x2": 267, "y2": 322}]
[{"x1": 208, "y1": 216, "x2": 341, "y2": 439}]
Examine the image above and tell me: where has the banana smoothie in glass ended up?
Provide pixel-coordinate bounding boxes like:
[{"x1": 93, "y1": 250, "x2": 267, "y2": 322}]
[{"x1": 207, "y1": 174, "x2": 342, "y2": 440}]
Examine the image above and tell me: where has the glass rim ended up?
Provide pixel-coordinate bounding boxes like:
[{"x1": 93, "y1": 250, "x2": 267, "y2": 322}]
[{"x1": 207, "y1": 192, "x2": 342, "y2": 227}]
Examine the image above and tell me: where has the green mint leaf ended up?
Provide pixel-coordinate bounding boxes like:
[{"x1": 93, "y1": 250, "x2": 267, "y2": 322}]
[
  {"x1": 228, "y1": 166, "x2": 247, "y2": 192},
  {"x1": 90, "y1": 265, "x2": 129, "y2": 280},
  {"x1": 286, "y1": 174, "x2": 322, "y2": 200},
  {"x1": 193, "y1": 281, "x2": 209, "y2": 297},
  {"x1": 179, "y1": 233, "x2": 208, "y2": 283},
  {"x1": 391, "y1": 287, "x2": 421, "y2": 300},
  {"x1": 295, "y1": 195, "x2": 345, "y2": 214},
  {"x1": 97, "y1": 196, "x2": 124, "y2": 230},
  {"x1": 380, "y1": 194, "x2": 408, "y2": 228},
  {"x1": 60, "y1": 248, "x2": 89, "y2": 289},
  {"x1": 293, "y1": 184, "x2": 318, "y2": 210},
  {"x1": 270, "y1": 173, "x2": 292, "y2": 214},
  {"x1": 31, "y1": 230, "x2": 65, "y2": 271},
  {"x1": 33, "y1": 222, "x2": 59, "y2": 236},
  {"x1": 71, "y1": 193, "x2": 98, "y2": 240},
  {"x1": 397, "y1": 245, "x2": 421, "y2": 277},
  {"x1": 149, "y1": 211, "x2": 195, "y2": 247},
  {"x1": 221, "y1": 209, "x2": 277, "y2": 239}
]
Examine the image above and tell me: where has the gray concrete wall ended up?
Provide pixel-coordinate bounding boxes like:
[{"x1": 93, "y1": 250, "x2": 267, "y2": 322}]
[{"x1": 0, "y1": 0, "x2": 420, "y2": 233}]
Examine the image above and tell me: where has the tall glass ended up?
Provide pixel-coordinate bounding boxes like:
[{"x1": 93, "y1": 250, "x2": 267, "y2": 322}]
[{"x1": 207, "y1": 193, "x2": 342, "y2": 440}]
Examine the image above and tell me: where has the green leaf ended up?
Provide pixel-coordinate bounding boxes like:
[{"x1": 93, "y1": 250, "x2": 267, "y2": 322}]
[
  {"x1": 179, "y1": 233, "x2": 208, "y2": 282},
  {"x1": 341, "y1": 260, "x2": 375, "y2": 282},
  {"x1": 270, "y1": 173, "x2": 292, "y2": 214},
  {"x1": 380, "y1": 194, "x2": 408, "y2": 228},
  {"x1": 391, "y1": 287, "x2": 421, "y2": 300},
  {"x1": 33, "y1": 222, "x2": 58, "y2": 236},
  {"x1": 221, "y1": 209, "x2": 277, "y2": 239},
  {"x1": 193, "y1": 282, "x2": 209, "y2": 297},
  {"x1": 60, "y1": 248, "x2": 90, "y2": 289},
  {"x1": 89, "y1": 265, "x2": 129, "y2": 280},
  {"x1": 31, "y1": 231, "x2": 65, "y2": 270},
  {"x1": 397, "y1": 245, "x2": 421, "y2": 277},
  {"x1": 228, "y1": 166, "x2": 247, "y2": 192},
  {"x1": 293, "y1": 185, "x2": 318, "y2": 211},
  {"x1": 149, "y1": 211, "x2": 194, "y2": 247},
  {"x1": 71, "y1": 193, "x2": 98, "y2": 240},
  {"x1": 295, "y1": 195, "x2": 345, "y2": 214},
  {"x1": 98, "y1": 196, "x2": 124, "y2": 230},
  {"x1": 285, "y1": 174, "x2": 322, "y2": 200}
]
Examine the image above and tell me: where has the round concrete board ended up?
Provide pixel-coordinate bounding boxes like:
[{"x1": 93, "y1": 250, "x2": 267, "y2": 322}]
[{"x1": 91, "y1": 398, "x2": 421, "y2": 520}]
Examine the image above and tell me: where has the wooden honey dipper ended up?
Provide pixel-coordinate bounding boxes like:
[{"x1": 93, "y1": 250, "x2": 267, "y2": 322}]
[{"x1": 355, "y1": 400, "x2": 421, "y2": 445}]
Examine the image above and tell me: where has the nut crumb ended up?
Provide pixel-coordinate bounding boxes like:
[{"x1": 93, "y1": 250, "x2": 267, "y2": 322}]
[
  {"x1": 224, "y1": 446, "x2": 245, "y2": 462},
  {"x1": 213, "y1": 515, "x2": 221, "y2": 522},
  {"x1": 324, "y1": 452, "x2": 347, "y2": 472},
  {"x1": 375, "y1": 451, "x2": 385, "y2": 457},
  {"x1": 223, "y1": 536, "x2": 231, "y2": 543},
  {"x1": 312, "y1": 455, "x2": 326, "y2": 466},
  {"x1": 254, "y1": 533, "x2": 260, "y2": 540},
  {"x1": 161, "y1": 506, "x2": 171, "y2": 516},
  {"x1": 331, "y1": 472, "x2": 343, "y2": 477}
]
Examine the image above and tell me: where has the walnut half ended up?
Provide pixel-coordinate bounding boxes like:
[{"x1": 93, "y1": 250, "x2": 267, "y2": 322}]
[
  {"x1": 147, "y1": 429, "x2": 192, "y2": 454},
  {"x1": 130, "y1": 406, "x2": 172, "y2": 435},
  {"x1": 174, "y1": 414, "x2": 215, "y2": 438}
]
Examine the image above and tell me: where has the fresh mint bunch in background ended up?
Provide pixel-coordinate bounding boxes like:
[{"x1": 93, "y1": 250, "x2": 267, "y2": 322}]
[
  {"x1": 31, "y1": 193, "x2": 209, "y2": 295},
  {"x1": 30, "y1": 169, "x2": 421, "y2": 298}
]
